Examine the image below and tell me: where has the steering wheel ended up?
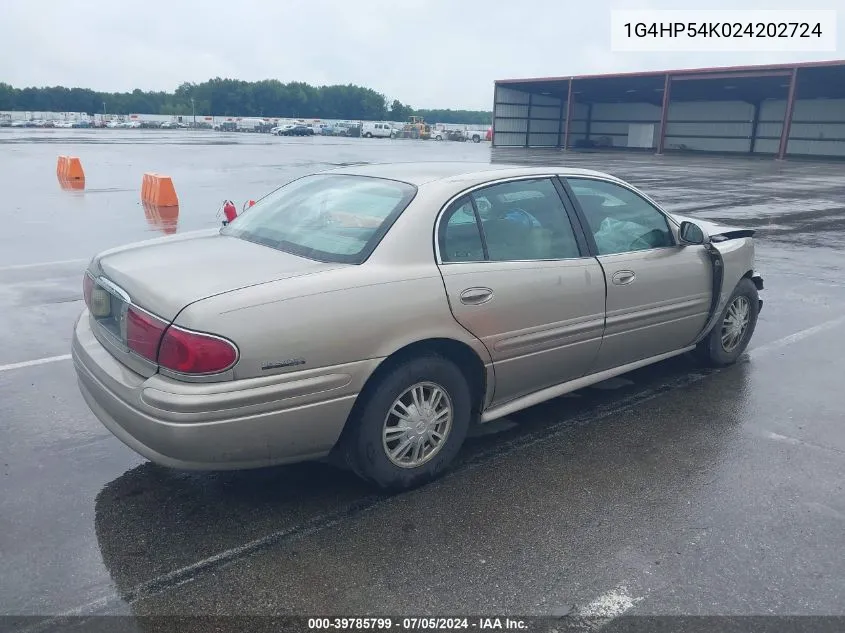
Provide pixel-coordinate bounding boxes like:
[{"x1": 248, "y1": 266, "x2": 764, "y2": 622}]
[
  {"x1": 475, "y1": 197, "x2": 493, "y2": 215},
  {"x1": 500, "y1": 207, "x2": 535, "y2": 226}
]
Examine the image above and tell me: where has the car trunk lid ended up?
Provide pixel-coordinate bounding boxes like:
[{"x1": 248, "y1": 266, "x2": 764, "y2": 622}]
[
  {"x1": 91, "y1": 232, "x2": 343, "y2": 321},
  {"x1": 85, "y1": 232, "x2": 344, "y2": 378}
]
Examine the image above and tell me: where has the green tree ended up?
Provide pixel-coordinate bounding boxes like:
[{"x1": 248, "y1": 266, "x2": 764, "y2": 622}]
[
  {"x1": 388, "y1": 99, "x2": 413, "y2": 121},
  {"x1": 0, "y1": 79, "x2": 491, "y2": 122}
]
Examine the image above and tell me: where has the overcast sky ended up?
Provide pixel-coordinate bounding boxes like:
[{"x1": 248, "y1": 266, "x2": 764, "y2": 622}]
[{"x1": 1, "y1": 0, "x2": 842, "y2": 110}]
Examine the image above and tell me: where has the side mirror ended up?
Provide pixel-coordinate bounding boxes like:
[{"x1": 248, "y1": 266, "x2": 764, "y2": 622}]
[{"x1": 679, "y1": 221, "x2": 706, "y2": 245}]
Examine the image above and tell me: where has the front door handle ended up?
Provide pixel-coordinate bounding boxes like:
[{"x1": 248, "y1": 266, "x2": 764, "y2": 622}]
[
  {"x1": 460, "y1": 287, "x2": 494, "y2": 305},
  {"x1": 612, "y1": 270, "x2": 636, "y2": 286}
]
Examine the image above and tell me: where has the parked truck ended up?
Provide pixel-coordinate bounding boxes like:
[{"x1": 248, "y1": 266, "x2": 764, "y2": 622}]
[{"x1": 235, "y1": 118, "x2": 265, "y2": 132}]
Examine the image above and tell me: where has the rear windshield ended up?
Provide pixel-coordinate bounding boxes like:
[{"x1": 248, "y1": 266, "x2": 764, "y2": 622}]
[{"x1": 221, "y1": 174, "x2": 417, "y2": 264}]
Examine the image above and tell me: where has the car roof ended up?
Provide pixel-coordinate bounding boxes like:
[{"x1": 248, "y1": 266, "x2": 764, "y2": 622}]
[{"x1": 325, "y1": 161, "x2": 618, "y2": 186}]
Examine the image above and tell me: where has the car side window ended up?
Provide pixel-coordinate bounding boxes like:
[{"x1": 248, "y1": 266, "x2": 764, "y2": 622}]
[
  {"x1": 567, "y1": 178, "x2": 675, "y2": 255},
  {"x1": 471, "y1": 179, "x2": 581, "y2": 261},
  {"x1": 439, "y1": 198, "x2": 485, "y2": 262}
]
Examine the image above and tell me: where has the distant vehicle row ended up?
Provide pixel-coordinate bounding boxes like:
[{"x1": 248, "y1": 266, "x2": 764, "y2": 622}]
[
  {"x1": 1, "y1": 119, "x2": 92, "y2": 128},
  {"x1": 0, "y1": 119, "x2": 194, "y2": 129},
  {"x1": 269, "y1": 122, "x2": 364, "y2": 136},
  {"x1": 1, "y1": 117, "x2": 493, "y2": 141}
]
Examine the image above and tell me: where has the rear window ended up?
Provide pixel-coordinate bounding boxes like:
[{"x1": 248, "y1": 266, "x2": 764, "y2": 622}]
[{"x1": 221, "y1": 174, "x2": 417, "y2": 264}]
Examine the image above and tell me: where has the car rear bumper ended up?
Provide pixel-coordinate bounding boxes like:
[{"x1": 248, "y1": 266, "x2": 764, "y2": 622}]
[{"x1": 72, "y1": 310, "x2": 375, "y2": 470}]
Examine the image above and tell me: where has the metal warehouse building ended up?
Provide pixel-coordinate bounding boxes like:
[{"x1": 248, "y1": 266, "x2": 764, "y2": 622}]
[{"x1": 492, "y1": 60, "x2": 845, "y2": 159}]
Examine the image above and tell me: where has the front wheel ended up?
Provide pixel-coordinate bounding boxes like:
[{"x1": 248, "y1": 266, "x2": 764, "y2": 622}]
[
  {"x1": 695, "y1": 277, "x2": 759, "y2": 367},
  {"x1": 341, "y1": 355, "x2": 472, "y2": 490},
  {"x1": 472, "y1": 135, "x2": 480, "y2": 143}
]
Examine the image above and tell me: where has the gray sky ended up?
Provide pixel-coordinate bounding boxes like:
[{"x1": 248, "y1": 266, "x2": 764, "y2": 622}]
[{"x1": 1, "y1": 0, "x2": 843, "y2": 110}]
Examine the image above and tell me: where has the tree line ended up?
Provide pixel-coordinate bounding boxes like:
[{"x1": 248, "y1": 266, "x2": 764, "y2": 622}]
[{"x1": 0, "y1": 78, "x2": 492, "y2": 125}]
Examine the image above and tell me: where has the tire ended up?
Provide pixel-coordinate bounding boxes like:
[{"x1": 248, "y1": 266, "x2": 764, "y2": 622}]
[
  {"x1": 695, "y1": 277, "x2": 759, "y2": 367},
  {"x1": 435, "y1": 135, "x2": 442, "y2": 141},
  {"x1": 471, "y1": 135, "x2": 480, "y2": 143},
  {"x1": 341, "y1": 355, "x2": 472, "y2": 490},
  {"x1": 364, "y1": 132, "x2": 372, "y2": 138}
]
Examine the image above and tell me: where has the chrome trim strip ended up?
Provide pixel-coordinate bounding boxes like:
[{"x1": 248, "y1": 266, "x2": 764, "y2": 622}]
[{"x1": 95, "y1": 276, "x2": 131, "y2": 303}]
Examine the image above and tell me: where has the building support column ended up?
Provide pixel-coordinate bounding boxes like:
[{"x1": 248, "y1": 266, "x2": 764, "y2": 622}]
[
  {"x1": 525, "y1": 92, "x2": 532, "y2": 149},
  {"x1": 749, "y1": 101, "x2": 761, "y2": 154},
  {"x1": 585, "y1": 103, "x2": 593, "y2": 143},
  {"x1": 490, "y1": 103, "x2": 496, "y2": 148},
  {"x1": 777, "y1": 67, "x2": 798, "y2": 160},
  {"x1": 656, "y1": 73, "x2": 671, "y2": 154},
  {"x1": 563, "y1": 78, "x2": 574, "y2": 151},
  {"x1": 556, "y1": 97, "x2": 565, "y2": 148}
]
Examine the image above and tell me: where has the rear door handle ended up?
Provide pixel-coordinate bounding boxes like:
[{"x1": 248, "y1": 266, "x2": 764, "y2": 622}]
[
  {"x1": 612, "y1": 270, "x2": 636, "y2": 286},
  {"x1": 460, "y1": 287, "x2": 494, "y2": 305}
]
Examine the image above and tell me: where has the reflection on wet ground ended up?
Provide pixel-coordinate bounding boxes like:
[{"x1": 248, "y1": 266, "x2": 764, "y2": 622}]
[
  {"x1": 1, "y1": 133, "x2": 844, "y2": 624},
  {"x1": 141, "y1": 203, "x2": 179, "y2": 235}
]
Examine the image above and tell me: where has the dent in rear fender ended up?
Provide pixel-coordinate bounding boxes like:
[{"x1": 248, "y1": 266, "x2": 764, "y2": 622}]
[{"x1": 172, "y1": 271, "x2": 493, "y2": 382}]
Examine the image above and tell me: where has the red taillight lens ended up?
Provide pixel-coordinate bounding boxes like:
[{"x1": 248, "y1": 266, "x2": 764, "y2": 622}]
[
  {"x1": 123, "y1": 303, "x2": 238, "y2": 375},
  {"x1": 83, "y1": 273, "x2": 93, "y2": 309},
  {"x1": 158, "y1": 327, "x2": 238, "y2": 375},
  {"x1": 126, "y1": 306, "x2": 168, "y2": 362}
]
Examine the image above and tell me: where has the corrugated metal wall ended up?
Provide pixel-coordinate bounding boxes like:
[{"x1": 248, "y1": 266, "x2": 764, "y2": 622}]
[
  {"x1": 587, "y1": 103, "x2": 660, "y2": 148},
  {"x1": 528, "y1": 93, "x2": 562, "y2": 147},
  {"x1": 757, "y1": 98, "x2": 845, "y2": 157},
  {"x1": 494, "y1": 85, "x2": 591, "y2": 148},
  {"x1": 493, "y1": 77, "x2": 845, "y2": 157},
  {"x1": 565, "y1": 102, "x2": 590, "y2": 146},
  {"x1": 493, "y1": 86, "x2": 530, "y2": 147},
  {"x1": 665, "y1": 101, "x2": 754, "y2": 153},
  {"x1": 754, "y1": 100, "x2": 786, "y2": 154}
]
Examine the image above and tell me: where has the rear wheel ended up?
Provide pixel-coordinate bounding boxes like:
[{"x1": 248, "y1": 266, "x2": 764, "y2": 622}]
[
  {"x1": 472, "y1": 135, "x2": 480, "y2": 143},
  {"x1": 341, "y1": 355, "x2": 472, "y2": 490},
  {"x1": 695, "y1": 278, "x2": 759, "y2": 367}
]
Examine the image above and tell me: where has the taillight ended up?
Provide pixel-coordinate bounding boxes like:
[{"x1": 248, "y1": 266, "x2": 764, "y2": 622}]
[
  {"x1": 158, "y1": 327, "x2": 238, "y2": 374},
  {"x1": 126, "y1": 306, "x2": 168, "y2": 362},
  {"x1": 84, "y1": 273, "x2": 112, "y2": 318},
  {"x1": 83, "y1": 273, "x2": 93, "y2": 308},
  {"x1": 98, "y1": 294, "x2": 237, "y2": 375}
]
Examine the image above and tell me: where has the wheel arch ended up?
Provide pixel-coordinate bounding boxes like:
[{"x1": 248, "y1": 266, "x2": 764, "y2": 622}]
[{"x1": 340, "y1": 337, "x2": 490, "y2": 437}]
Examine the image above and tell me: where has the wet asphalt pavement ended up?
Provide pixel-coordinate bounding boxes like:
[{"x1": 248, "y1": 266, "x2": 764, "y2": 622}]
[{"x1": 1, "y1": 130, "x2": 844, "y2": 628}]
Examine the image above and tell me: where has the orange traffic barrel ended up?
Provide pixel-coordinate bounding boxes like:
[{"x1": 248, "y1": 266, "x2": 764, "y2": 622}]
[
  {"x1": 57, "y1": 156, "x2": 85, "y2": 188},
  {"x1": 60, "y1": 180, "x2": 85, "y2": 191},
  {"x1": 141, "y1": 173, "x2": 178, "y2": 207}
]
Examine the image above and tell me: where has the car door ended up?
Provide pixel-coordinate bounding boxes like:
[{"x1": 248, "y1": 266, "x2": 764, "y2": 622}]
[
  {"x1": 436, "y1": 177, "x2": 606, "y2": 406},
  {"x1": 563, "y1": 176, "x2": 712, "y2": 372}
]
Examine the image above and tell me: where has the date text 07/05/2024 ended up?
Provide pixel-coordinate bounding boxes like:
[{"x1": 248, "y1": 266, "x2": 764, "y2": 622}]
[{"x1": 307, "y1": 617, "x2": 529, "y2": 630}]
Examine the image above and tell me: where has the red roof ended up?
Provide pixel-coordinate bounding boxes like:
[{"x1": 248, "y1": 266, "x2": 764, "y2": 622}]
[{"x1": 495, "y1": 59, "x2": 845, "y2": 84}]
